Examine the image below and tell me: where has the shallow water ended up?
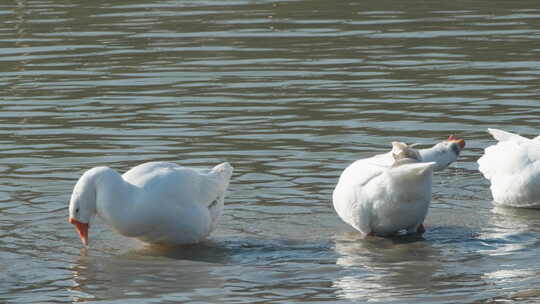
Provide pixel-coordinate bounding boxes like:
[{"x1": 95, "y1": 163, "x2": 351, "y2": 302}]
[{"x1": 2, "y1": 0, "x2": 540, "y2": 303}]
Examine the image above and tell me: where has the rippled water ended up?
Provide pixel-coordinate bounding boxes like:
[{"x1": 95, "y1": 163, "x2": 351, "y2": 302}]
[{"x1": 2, "y1": 0, "x2": 540, "y2": 302}]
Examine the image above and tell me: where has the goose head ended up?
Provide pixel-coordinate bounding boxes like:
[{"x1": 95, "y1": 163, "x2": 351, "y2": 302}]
[
  {"x1": 418, "y1": 135, "x2": 466, "y2": 171},
  {"x1": 68, "y1": 168, "x2": 102, "y2": 246}
]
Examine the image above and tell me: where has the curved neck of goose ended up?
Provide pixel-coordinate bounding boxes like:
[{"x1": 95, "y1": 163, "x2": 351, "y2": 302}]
[
  {"x1": 91, "y1": 168, "x2": 139, "y2": 235},
  {"x1": 418, "y1": 146, "x2": 453, "y2": 171}
]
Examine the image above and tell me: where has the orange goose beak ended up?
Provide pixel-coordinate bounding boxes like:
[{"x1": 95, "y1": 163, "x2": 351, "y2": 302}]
[
  {"x1": 448, "y1": 135, "x2": 465, "y2": 150},
  {"x1": 69, "y1": 217, "x2": 89, "y2": 246}
]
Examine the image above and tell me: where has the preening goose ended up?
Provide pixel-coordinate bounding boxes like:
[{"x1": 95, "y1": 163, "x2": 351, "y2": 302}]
[{"x1": 333, "y1": 136, "x2": 465, "y2": 236}]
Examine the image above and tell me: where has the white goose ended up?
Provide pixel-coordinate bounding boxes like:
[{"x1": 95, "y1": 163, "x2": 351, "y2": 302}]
[
  {"x1": 333, "y1": 136, "x2": 465, "y2": 236},
  {"x1": 478, "y1": 128, "x2": 540, "y2": 208},
  {"x1": 68, "y1": 161, "x2": 233, "y2": 246}
]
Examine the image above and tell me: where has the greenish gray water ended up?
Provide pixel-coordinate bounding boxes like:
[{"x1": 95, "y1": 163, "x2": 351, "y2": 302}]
[{"x1": 2, "y1": 0, "x2": 540, "y2": 303}]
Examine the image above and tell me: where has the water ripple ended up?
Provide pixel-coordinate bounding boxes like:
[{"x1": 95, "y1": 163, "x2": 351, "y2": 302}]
[{"x1": 2, "y1": 0, "x2": 540, "y2": 303}]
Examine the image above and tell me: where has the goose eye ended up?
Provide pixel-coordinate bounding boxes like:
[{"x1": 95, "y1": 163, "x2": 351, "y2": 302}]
[
  {"x1": 75, "y1": 208, "x2": 80, "y2": 213},
  {"x1": 450, "y1": 143, "x2": 460, "y2": 155}
]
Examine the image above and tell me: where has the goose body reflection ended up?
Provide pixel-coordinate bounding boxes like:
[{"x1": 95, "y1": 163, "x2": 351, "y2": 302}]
[{"x1": 333, "y1": 231, "x2": 442, "y2": 302}]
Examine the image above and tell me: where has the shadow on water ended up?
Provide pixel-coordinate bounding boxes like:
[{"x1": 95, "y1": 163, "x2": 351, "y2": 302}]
[
  {"x1": 131, "y1": 240, "x2": 236, "y2": 264},
  {"x1": 129, "y1": 237, "x2": 335, "y2": 265}
]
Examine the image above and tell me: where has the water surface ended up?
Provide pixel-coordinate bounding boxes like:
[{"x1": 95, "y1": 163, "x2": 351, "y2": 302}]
[{"x1": 2, "y1": 0, "x2": 540, "y2": 303}]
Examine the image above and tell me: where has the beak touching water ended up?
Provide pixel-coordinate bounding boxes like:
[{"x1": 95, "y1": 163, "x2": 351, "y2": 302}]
[
  {"x1": 448, "y1": 135, "x2": 466, "y2": 150},
  {"x1": 69, "y1": 217, "x2": 89, "y2": 246}
]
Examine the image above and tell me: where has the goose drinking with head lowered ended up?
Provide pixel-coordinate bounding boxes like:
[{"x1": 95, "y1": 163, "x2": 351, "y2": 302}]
[{"x1": 68, "y1": 161, "x2": 233, "y2": 246}]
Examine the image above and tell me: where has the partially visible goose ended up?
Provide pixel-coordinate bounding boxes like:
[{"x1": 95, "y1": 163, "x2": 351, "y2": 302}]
[
  {"x1": 68, "y1": 161, "x2": 233, "y2": 246},
  {"x1": 478, "y1": 128, "x2": 540, "y2": 208},
  {"x1": 332, "y1": 136, "x2": 465, "y2": 236}
]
